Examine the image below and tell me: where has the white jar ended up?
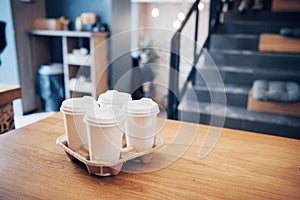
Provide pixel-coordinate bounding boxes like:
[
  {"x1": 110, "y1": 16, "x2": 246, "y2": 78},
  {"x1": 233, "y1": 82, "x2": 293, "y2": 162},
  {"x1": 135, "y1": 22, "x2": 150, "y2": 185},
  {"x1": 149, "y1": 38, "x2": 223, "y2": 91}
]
[{"x1": 75, "y1": 17, "x2": 83, "y2": 31}]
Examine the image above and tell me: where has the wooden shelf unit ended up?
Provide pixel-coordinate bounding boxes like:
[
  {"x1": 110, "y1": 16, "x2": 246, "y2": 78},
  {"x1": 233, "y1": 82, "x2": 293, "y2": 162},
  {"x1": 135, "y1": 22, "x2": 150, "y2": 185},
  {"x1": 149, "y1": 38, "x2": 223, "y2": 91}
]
[{"x1": 30, "y1": 30, "x2": 108, "y2": 99}]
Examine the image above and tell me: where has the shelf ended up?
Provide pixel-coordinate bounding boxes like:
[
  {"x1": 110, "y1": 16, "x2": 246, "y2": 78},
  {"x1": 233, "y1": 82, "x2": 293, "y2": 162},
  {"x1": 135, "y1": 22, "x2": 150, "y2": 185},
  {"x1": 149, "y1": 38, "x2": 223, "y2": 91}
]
[
  {"x1": 131, "y1": 0, "x2": 209, "y2": 3},
  {"x1": 131, "y1": 0, "x2": 196, "y2": 3},
  {"x1": 66, "y1": 54, "x2": 92, "y2": 66},
  {"x1": 69, "y1": 86, "x2": 93, "y2": 94},
  {"x1": 69, "y1": 90, "x2": 92, "y2": 98},
  {"x1": 0, "y1": 84, "x2": 21, "y2": 105},
  {"x1": 69, "y1": 78, "x2": 93, "y2": 94},
  {"x1": 30, "y1": 30, "x2": 107, "y2": 38},
  {"x1": 30, "y1": 29, "x2": 107, "y2": 99},
  {"x1": 69, "y1": 89, "x2": 92, "y2": 94}
]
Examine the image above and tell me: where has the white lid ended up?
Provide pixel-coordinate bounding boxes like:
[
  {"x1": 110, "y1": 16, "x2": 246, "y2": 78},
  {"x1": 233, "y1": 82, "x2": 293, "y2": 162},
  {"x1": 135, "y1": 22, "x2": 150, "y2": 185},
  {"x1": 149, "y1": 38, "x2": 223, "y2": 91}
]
[
  {"x1": 98, "y1": 90, "x2": 132, "y2": 106},
  {"x1": 127, "y1": 98, "x2": 159, "y2": 116},
  {"x1": 38, "y1": 63, "x2": 63, "y2": 75},
  {"x1": 60, "y1": 96, "x2": 96, "y2": 113},
  {"x1": 84, "y1": 106, "x2": 125, "y2": 126}
]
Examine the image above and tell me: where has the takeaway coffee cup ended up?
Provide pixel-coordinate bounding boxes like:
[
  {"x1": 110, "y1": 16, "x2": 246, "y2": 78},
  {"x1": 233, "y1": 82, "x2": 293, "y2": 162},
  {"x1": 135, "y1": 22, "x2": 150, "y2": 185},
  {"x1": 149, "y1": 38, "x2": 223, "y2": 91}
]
[
  {"x1": 84, "y1": 106, "x2": 125, "y2": 162},
  {"x1": 125, "y1": 98, "x2": 159, "y2": 152},
  {"x1": 98, "y1": 90, "x2": 131, "y2": 140},
  {"x1": 98, "y1": 90, "x2": 131, "y2": 109},
  {"x1": 60, "y1": 96, "x2": 96, "y2": 151}
]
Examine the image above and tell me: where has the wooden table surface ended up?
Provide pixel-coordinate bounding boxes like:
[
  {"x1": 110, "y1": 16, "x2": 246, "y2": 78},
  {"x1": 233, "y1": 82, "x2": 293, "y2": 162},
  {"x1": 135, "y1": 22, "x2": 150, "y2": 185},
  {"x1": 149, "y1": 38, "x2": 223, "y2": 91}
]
[
  {"x1": 0, "y1": 113, "x2": 299, "y2": 199},
  {"x1": 0, "y1": 84, "x2": 21, "y2": 105}
]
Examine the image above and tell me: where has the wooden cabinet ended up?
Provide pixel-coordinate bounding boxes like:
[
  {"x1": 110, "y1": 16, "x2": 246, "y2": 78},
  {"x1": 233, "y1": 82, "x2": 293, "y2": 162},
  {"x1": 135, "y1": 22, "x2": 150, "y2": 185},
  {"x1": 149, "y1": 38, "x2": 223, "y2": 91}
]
[
  {"x1": 30, "y1": 30, "x2": 108, "y2": 99},
  {"x1": 0, "y1": 84, "x2": 21, "y2": 134}
]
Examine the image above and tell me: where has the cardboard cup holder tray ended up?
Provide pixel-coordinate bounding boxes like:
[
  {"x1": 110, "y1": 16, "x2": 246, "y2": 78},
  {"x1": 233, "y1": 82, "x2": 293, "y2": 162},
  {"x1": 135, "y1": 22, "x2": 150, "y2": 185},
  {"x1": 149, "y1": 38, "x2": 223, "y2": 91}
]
[{"x1": 56, "y1": 135, "x2": 164, "y2": 176}]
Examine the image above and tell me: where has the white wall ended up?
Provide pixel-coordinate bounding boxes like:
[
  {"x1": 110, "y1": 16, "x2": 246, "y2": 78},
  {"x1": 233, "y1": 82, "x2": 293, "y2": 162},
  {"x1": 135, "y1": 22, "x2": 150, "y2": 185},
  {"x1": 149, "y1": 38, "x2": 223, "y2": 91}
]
[
  {"x1": 0, "y1": 0, "x2": 23, "y2": 116},
  {"x1": 0, "y1": 0, "x2": 19, "y2": 85}
]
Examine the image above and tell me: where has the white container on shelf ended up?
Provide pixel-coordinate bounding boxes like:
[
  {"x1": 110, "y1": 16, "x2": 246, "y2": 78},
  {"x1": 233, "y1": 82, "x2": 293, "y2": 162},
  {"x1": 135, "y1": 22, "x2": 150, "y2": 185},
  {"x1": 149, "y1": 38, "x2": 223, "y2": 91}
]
[
  {"x1": 84, "y1": 106, "x2": 125, "y2": 162},
  {"x1": 67, "y1": 53, "x2": 91, "y2": 66},
  {"x1": 75, "y1": 17, "x2": 83, "y2": 31},
  {"x1": 69, "y1": 77, "x2": 93, "y2": 93},
  {"x1": 81, "y1": 13, "x2": 97, "y2": 24},
  {"x1": 60, "y1": 96, "x2": 96, "y2": 151}
]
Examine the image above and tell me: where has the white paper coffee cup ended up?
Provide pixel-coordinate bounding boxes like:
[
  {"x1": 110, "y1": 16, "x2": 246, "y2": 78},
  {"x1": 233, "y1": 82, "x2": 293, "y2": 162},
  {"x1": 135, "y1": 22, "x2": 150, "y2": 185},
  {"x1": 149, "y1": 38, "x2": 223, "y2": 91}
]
[
  {"x1": 125, "y1": 98, "x2": 159, "y2": 152},
  {"x1": 84, "y1": 106, "x2": 125, "y2": 162},
  {"x1": 98, "y1": 90, "x2": 131, "y2": 109},
  {"x1": 125, "y1": 134, "x2": 155, "y2": 152},
  {"x1": 60, "y1": 96, "x2": 96, "y2": 151}
]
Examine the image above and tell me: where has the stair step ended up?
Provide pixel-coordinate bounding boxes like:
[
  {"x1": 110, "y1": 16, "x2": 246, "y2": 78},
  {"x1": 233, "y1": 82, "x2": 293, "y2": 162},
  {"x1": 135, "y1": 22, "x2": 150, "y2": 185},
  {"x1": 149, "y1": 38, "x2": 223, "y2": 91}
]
[
  {"x1": 195, "y1": 66, "x2": 300, "y2": 86},
  {"x1": 224, "y1": 11, "x2": 300, "y2": 23},
  {"x1": 209, "y1": 49, "x2": 300, "y2": 69},
  {"x1": 216, "y1": 22, "x2": 300, "y2": 34},
  {"x1": 178, "y1": 100, "x2": 300, "y2": 139},
  {"x1": 248, "y1": 90, "x2": 300, "y2": 117},
  {"x1": 272, "y1": 0, "x2": 300, "y2": 12},
  {"x1": 210, "y1": 34, "x2": 259, "y2": 51},
  {"x1": 184, "y1": 84, "x2": 250, "y2": 107},
  {"x1": 259, "y1": 34, "x2": 300, "y2": 53}
]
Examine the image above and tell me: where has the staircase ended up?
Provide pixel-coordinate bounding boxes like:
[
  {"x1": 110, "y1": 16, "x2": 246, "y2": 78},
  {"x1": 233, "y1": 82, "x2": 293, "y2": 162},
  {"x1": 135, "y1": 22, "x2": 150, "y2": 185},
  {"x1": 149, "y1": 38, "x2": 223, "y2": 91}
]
[{"x1": 178, "y1": 2, "x2": 300, "y2": 139}]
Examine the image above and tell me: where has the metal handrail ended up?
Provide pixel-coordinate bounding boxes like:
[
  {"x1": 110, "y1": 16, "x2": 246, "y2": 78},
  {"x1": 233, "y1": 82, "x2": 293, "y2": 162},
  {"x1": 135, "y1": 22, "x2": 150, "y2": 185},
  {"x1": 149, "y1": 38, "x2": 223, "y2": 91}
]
[{"x1": 167, "y1": 0, "x2": 222, "y2": 120}]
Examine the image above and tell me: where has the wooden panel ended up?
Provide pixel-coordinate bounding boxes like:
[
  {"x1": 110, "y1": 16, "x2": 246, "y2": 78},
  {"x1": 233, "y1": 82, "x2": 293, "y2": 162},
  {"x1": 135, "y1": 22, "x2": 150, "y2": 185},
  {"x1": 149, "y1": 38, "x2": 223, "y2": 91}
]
[
  {"x1": 259, "y1": 34, "x2": 300, "y2": 53},
  {"x1": 33, "y1": 18, "x2": 61, "y2": 30},
  {"x1": 0, "y1": 113, "x2": 299, "y2": 199},
  {"x1": 92, "y1": 34, "x2": 107, "y2": 98},
  {"x1": 0, "y1": 103, "x2": 15, "y2": 134},
  {"x1": 0, "y1": 84, "x2": 21, "y2": 105},
  {"x1": 66, "y1": 37, "x2": 79, "y2": 53},
  {"x1": 272, "y1": 0, "x2": 300, "y2": 11},
  {"x1": 10, "y1": 0, "x2": 47, "y2": 113},
  {"x1": 68, "y1": 65, "x2": 80, "y2": 79},
  {"x1": 70, "y1": 91, "x2": 92, "y2": 98},
  {"x1": 0, "y1": 84, "x2": 21, "y2": 133},
  {"x1": 247, "y1": 90, "x2": 300, "y2": 117}
]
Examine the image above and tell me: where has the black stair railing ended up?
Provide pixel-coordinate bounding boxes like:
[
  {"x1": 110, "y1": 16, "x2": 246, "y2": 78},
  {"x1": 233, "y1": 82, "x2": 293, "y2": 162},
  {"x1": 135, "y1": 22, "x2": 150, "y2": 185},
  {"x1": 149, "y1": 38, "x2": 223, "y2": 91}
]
[{"x1": 167, "y1": 0, "x2": 222, "y2": 120}]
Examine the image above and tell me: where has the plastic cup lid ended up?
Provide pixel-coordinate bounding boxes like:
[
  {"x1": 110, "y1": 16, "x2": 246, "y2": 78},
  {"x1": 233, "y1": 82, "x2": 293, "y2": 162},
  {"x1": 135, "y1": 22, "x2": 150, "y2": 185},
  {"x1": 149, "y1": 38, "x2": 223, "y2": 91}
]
[
  {"x1": 84, "y1": 105, "x2": 125, "y2": 126},
  {"x1": 98, "y1": 90, "x2": 131, "y2": 106},
  {"x1": 127, "y1": 98, "x2": 159, "y2": 115},
  {"x1": 61, "y1": 96, "x2": 96, "y2": 113}
]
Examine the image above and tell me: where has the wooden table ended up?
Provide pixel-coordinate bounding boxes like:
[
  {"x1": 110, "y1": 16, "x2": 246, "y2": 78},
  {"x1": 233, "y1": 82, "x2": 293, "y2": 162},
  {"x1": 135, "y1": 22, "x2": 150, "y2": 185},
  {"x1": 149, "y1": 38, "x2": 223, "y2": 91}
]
[
  {"x1": 0, "y1": 113, "x2": 299, "y2": 199},
  {"x1": 0, "y1": 84, "x2": 21, "y2": 133}
]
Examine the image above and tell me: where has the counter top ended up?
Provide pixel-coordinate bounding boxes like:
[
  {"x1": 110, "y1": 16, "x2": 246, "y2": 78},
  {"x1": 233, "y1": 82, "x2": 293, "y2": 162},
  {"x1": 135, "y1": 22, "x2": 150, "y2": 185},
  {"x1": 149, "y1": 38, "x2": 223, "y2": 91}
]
[
  {"x1": 0, "y1": 113, "x2": 299, "y2": 199},
  {"x1": 0, "y1": 84, "x2": 21, "y2": 105}
]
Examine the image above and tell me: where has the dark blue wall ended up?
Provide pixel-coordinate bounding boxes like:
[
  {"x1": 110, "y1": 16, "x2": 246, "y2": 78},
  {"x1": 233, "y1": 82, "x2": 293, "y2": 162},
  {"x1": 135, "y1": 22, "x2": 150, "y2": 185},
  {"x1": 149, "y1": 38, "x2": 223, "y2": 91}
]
[
  {"x1": 45, "y1": 0, "x2": 111, "y2": 29},
  {"x1": 45, "y1": 0, "x2": 132, "y2": 91},
  {"x1": 45, "y1": 0, "x2": 112, "y2": 63}
]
